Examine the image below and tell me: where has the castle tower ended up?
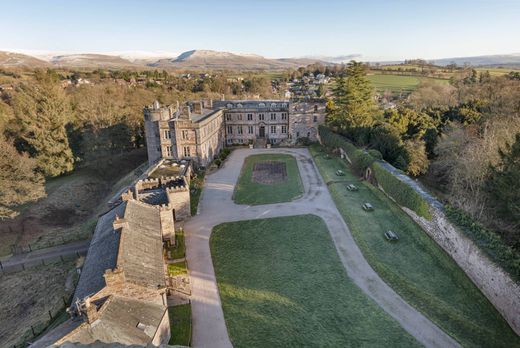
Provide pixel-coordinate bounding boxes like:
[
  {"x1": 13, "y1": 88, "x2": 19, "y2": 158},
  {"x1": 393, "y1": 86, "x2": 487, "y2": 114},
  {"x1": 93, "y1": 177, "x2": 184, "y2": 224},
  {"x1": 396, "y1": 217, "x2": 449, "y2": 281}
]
[{"x1": 143, "y1": 101, "x2": 179, "y2": 165}]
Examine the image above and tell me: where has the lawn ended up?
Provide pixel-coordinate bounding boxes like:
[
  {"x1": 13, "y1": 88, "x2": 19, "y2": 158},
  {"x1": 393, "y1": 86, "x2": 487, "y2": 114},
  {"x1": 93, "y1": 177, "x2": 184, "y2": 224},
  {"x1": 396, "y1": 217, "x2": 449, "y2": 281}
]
[
  {"x1": 309, "y1": 144, "x2": 520, "y2": 348},
  {"x1": 167, "y1": 261, "x2": 187, "y2": 277},
  {"x1": 210, "y1": 215, "x2": 420, "y2": 348},
  {"x1": 168, "y1": 228, "x2": 185, "y2": 260},
  {"x1": 233, "y1": 154, "x2": 303, "y2": 205},
  {"x1": 168, "y1": 304, "x2": 192, "y2": 346},
  {"x1": 367, "y1": 74, "x2": 420, "y2": 94},
  {"x1": 190, "y1": 170, "x2": 205, "y2": 215}
]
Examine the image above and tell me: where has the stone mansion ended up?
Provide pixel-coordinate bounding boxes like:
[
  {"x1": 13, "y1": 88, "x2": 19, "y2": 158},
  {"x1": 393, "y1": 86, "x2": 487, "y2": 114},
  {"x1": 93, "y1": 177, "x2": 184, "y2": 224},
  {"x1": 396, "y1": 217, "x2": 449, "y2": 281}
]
[{"x1": 144, "y1": 99, "x2": 326, "y2": 166}]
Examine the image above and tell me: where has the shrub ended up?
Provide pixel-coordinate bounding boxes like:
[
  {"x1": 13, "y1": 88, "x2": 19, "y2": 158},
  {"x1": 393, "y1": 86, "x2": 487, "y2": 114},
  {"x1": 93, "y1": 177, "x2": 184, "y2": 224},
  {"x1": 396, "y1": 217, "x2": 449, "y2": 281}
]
[
  {"x1": 445, "y1": 205, "x2": 520, "y2": 281},
  {"x1": 367, "y1": 149, "x2": 383, "y2": 160},
  {"x1": 372, "y1": 162, "x2": 432, "y2": 220},
  {"x1": 319, "y1": 125, "x2": 375, "y2": 175}
]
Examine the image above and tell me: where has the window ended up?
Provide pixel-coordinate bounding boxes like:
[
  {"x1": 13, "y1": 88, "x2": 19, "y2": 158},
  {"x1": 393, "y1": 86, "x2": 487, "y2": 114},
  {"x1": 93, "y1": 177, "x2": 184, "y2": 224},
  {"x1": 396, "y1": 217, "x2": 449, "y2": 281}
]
[
  {"x1": 163, "y1": 130, "x2": 171, "y2": 139},
  {"x1": 314, "y1": 105, "x2": 318, "y2": 112},
  {"x1": 226, "y1": 114, "x2": 232, "y2": 121},
  {"x1": 166, "y1": 146, "x2": 172, "y2": 157},
  {"x1": 281, "y1": 113, "x2": 287, "y2": 120},
  {"x1": 238, "y1": 125, "x2": 243, "y2": 135},
  {"x1": 270, "y1": 113, "x2": 276, "y2": 120},
  {"x1": 247, "y1": 113, "x2": 253, "y2": 121},
  {"x1": 282, "y1": 125, "x2": 287, "y2": 134},
  {"x1": 181, "y1": 130, "x2": 188, "y2": 140},
  {"x1": 238, "y1": 114, "x2": 243, "y2": 121},
  {"x1": 156, "y1": 146, "x2": 160, "y2": 152},
  {"x1": 271, "y1": 125, "x2": 276, "y2": 134},
  {"x1": 259, "y1": 113, "x2": 264, "y2": 121},
  {"x1": 248, "y1": 126, "x2": 254, "y2": 134},
  {"x1": 313, "y1": 115, "x2": 318, "y2": 122},
  {"x1": 183, "y1": 146, "x2": 190, "y2": 157},
  {"x1": 296, "y1": 132, "x2": 300, "y2": 137},
  {"x1": 227, "y1": 125, "x2": 233, "y2": 134},
  {"x1": 227, "y1": 139, "x2": 233, "y2": 144}
]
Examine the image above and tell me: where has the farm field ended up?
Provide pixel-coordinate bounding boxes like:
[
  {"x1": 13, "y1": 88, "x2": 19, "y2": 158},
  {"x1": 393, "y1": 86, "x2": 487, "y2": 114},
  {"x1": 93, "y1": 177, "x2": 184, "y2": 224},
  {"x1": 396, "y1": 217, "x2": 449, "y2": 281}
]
[
  {"x1": 233, "y1": 154, "x2": 303, "y2": 205},
  {"x1": 210, "y1": 215, "x2": 419, "y2": 348},
  {"x1": 366, "y1": 73, "x2": 448, "y2": 95},
  {"x1": 310, "y1": 144, "x2": 520, "y2": 348}
]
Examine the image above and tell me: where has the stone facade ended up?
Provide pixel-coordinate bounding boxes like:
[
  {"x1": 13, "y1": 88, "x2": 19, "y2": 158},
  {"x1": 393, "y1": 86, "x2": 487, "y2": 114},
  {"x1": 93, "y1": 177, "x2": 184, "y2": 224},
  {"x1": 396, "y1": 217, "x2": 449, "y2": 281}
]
[{"x1": 144, "y1": 99, "x2": 326, "y2": 166}]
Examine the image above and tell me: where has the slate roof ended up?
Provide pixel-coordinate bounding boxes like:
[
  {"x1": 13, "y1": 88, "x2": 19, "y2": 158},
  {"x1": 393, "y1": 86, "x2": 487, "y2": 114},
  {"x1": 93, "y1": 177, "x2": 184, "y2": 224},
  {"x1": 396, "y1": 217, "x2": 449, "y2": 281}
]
[
  {"x1": 74, "y1": 203, "x2": 125, "y2": 301},
  {"x1": 117, "y1": 200, "x2": 166, "y2": 289},
  {"x1": 63, "y1": 296, "x2": 167, "y2": 346}
]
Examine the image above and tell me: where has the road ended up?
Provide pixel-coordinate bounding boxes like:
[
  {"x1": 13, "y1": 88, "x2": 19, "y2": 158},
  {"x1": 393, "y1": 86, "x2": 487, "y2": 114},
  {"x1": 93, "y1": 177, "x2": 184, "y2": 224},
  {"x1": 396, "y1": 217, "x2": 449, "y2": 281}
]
[
  {"x1": 184, "y1": 148, "x2": 460, "y2": 348},
  {"x1": 1, "y1": 240, "x2": 89, "y2": 272}
]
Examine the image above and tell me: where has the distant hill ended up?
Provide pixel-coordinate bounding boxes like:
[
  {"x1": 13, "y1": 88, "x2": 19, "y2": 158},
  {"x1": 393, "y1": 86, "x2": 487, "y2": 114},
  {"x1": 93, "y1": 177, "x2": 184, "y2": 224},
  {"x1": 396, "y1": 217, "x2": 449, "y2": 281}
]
[
  {"x1": 0, "y1": 51, "x2": 50, "y2": 68},
  {"x1": 150, "y1": 50, "x2": 324, "y2": 70},
  {"x1": 50, "y1": 54, "x2": 136, "y2": 68},
  {"x1": 431, "y1": 54, "x2": 520, "y2": 67}
]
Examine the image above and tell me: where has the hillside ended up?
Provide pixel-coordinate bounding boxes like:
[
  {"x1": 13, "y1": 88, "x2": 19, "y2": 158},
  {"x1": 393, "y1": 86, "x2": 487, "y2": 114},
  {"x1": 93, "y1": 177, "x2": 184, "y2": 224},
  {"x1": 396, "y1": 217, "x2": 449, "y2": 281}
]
[
  {"x1": 150, "y1": 50, "x2": 322, "y2": 70},
  {"x1": 432, "y1": 54, "x2": 520, "y2": 67},
  {"x1": 49, "y1": 54, "x2": 136, "y2": 68},
  {"x1": 0, "y1": 51, "x2": 50, "y2": 68}
]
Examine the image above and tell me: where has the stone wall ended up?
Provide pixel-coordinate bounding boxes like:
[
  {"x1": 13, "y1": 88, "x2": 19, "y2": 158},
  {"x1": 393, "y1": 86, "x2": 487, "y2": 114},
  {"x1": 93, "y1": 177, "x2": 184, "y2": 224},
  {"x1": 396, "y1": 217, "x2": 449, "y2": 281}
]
[
  {"x1": 158, "y1": 205, "x2": 175, "y2": 243},
  {"x1": 166, "y1": 187, "x2": 191, "y2": 221},
  {"x1": 152, "y1": 307, "x2": 171, "y2": 346},
  {"x1": 374, "y1": 164, "x2": 520, "y2": 335}
]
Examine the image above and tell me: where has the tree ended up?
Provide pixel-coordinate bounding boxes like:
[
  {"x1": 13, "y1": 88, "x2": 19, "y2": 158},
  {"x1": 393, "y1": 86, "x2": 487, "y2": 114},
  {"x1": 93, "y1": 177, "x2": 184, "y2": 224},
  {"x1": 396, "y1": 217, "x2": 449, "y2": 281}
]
[
  {"x1": 328, "y1": 61, "x2": 377, "y2": 129},
  {"x1": 12, "y1": 71, "x2": 74, "y2": 177},
  {"x1": 486, "y1": 133, "x2": 520, "y2": 230},
  {"x1": 404, "y1": 139, "x2": 429, "y2": 176},
  {"x1": 0, "y1": 135, "x2": 45, "y2": 219}
]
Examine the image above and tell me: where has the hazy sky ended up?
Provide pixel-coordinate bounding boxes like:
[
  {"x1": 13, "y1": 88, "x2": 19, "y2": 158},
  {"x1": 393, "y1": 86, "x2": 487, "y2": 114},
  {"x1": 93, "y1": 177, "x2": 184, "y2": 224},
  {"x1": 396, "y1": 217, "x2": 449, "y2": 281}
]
[{"x1": 1, "y1": 0, "x2": 519, "y2": 60}]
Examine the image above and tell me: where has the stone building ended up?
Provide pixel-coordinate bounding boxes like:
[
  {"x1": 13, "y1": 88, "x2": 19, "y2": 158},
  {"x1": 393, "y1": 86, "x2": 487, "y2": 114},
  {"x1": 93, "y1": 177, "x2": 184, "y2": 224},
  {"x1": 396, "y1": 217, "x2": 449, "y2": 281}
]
[
  {"x1": 31, "y1": 159, "x2": 194, "y2": 347},
  {"x1": 143, "y1": 98, "x2": 326, "y2": 166}
]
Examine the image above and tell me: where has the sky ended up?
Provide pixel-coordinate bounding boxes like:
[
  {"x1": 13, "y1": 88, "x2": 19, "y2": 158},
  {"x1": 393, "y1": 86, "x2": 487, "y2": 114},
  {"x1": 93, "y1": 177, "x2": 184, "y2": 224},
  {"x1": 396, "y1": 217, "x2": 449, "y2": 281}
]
[{"x1": 1, "y1": 0, "x2": 519, "y2": 61}]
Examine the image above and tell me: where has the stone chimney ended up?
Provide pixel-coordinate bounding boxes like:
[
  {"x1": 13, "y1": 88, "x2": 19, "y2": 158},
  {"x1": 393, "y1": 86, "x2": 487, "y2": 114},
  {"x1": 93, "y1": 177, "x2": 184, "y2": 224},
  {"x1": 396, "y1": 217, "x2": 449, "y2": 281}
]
[
  {"x1": 113, "y1": 215, "x2": 128, "y2": 231},
  {"x1": 192, "y1": 101, "x2": 203, "y2": 114},
  {"x1": 152, "y1": 100, "x2": 160, "y2": 110},
  {"x1": 121, "y1": 189, "x2": 134, "y2": 202}
]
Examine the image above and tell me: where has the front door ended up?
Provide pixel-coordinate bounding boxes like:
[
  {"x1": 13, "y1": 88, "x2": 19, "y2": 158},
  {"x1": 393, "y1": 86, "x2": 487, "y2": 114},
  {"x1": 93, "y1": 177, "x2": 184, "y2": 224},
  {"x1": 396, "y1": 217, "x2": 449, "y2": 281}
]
[{"x1": 259, "y1": 126, "x2": 265, "y2": 138}]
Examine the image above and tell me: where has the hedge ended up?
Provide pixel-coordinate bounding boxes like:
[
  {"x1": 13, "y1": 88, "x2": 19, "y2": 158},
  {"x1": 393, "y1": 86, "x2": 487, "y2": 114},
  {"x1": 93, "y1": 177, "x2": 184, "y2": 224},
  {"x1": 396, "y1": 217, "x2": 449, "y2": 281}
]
[
  {"x1": 319, "y1": 125, "x2": 375, "y2": 175},
  {"x1": 372, "y1": 162, "x2": 432, "y2": 220},
  {"x1": 445, "y1": 205, "x2": 520, "y2": 281}
]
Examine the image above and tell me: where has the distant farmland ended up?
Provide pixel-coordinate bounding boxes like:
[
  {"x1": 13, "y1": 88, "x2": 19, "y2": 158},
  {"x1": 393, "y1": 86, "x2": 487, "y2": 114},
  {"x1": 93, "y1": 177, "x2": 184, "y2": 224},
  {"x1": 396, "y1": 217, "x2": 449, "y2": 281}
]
[{"x1": 367, "y1": 74, "x2": 448, "y2": 95}]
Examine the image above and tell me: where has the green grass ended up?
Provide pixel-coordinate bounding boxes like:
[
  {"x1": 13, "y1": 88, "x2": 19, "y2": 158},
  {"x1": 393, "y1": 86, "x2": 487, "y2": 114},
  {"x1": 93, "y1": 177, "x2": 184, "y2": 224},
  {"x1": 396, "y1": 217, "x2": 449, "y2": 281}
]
[
  {"x1": 168, "y1": 261, "x2": 187, "y2": 277},
  {"x1": 310, "y1": 144, "x2": 520, "y2": 348},
  {"x1": 190, "y1": 171, "x2": 205, "y2": 215},
  {"x1": 168, "y1": 304, "x2": 192, "y2": 346},
  {"x1": 367, "y1": 74, "x2": 420, "y2": 94},
  {"x1": 233, "y1": 154, "x2": 303, "y2": 205},
  {"x1": 211, "y1": 215, "x2": 420, "y2": 348},
  {"x1": 169, "y1": 229, "x2": 185, "y2": 260}
]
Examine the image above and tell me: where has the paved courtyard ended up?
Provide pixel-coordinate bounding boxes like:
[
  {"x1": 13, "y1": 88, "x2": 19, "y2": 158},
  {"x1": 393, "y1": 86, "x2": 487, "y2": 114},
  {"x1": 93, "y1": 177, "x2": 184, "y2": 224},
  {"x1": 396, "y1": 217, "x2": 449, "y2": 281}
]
[{"x1": 184, "y1": 148, "x2": 460, "y2": 348}]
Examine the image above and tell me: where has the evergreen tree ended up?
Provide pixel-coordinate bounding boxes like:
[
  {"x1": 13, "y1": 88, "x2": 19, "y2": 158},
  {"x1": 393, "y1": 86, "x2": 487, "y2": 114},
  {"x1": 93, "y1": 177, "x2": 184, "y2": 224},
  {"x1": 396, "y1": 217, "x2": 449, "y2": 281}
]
[
  {"x1": 0, "y1": 135, "x2": 46, "y2": 219},
  {"x1": 486, "y1": 133, "x2": 520, "y2": 229},
  {"x1": 12, "y1": 71, "x2": 74, "y2": 177},
  {"x1": 328, "y1": 60, "x2": 377, "y2": 129}
]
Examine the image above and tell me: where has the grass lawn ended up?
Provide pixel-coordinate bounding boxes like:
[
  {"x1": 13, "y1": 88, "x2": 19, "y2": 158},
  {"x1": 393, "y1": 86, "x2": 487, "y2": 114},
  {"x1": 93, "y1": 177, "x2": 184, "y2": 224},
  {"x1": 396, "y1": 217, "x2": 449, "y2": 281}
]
[
  {"x1": 190, "y1": 171, "x2": 205, "y2": 215},
  {"x1": 233, "y1": 154, "x2": 303, "y2": 205},
  {"x1": 168, "y1": 261, "x2": 187, "y2": 277},
  {"x1": 309, "y1": 144, "x2": 520, "y2": 348},
  {"x1": 211, "y1": 215, "x2": 420, "y2": 348},
  {"x1": 366, "y1": 74, "x2": 449, "y2": 95},
  {"x1": 168, "y1": 228, "x2": 185, "y2": 260},
  {"x1": 168, "y1": 304, "x2": 192, "y2": 346}
]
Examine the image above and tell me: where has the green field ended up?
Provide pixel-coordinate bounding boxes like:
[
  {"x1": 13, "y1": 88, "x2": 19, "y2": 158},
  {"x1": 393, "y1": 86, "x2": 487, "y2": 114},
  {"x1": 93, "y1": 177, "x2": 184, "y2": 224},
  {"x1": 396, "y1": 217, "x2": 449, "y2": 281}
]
[
  {"x1": 366, "y1": 74, "x2": 449, "y2": 95},
  {"x1": 168, "y1": 304, "x2": 192, "y2": 346},
  {"x1": 233, "y1": 154, "x2": 303, "y2": 205},
  {"x1": 211, "y1": 215, "x2": 419, "y2": 347},
  {"x1": 310, "y1": 144, "x2": 520, "y2": 348}
]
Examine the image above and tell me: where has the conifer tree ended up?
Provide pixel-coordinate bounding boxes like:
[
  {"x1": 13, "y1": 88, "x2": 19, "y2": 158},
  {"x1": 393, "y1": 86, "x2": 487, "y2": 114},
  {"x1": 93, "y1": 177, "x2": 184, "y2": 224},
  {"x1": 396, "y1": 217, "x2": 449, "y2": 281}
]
[
  {"x1": 13, "y1": 71, "x2": 74, "y2": 177},
  {"x1": 486, "y1": 133, "x2": 520, "y2": 229}
]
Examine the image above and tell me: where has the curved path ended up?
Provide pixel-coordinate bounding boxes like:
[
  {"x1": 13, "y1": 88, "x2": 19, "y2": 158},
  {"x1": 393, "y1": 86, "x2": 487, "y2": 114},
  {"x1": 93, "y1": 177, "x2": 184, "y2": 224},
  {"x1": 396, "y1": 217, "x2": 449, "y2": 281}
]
[{"x1": 184, "y1": 148, "x2": 460, "y2": 348}]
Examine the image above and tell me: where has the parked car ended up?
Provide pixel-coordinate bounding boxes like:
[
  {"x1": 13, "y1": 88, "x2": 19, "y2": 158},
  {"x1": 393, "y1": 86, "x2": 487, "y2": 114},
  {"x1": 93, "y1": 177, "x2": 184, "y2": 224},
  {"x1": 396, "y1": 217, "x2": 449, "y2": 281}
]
[{"x1": 336, "y1": 170, "x2": 345, "y2": 176}]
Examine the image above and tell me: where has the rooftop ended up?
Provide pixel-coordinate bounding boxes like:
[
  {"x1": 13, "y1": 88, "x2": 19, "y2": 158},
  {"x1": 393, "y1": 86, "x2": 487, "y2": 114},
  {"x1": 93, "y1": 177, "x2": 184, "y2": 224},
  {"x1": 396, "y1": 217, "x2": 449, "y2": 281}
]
[
  {"x1": 63, "y1": 295, "x2": 166, "y2": 346},
  {"x1": 148, "y1": 159, "x2": 190, "y2": 179}
]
